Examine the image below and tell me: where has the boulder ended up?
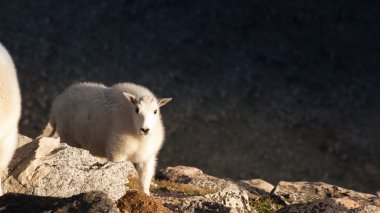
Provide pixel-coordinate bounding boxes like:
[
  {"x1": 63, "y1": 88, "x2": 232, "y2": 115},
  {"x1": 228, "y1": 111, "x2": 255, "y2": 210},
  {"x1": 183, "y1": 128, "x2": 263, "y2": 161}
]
[
  {"x1": 2, "y1": 135, "x2": 136, "y2": 201},
  {"x1": 272, "y1": 181, "x2": 380, "y2": 212}
]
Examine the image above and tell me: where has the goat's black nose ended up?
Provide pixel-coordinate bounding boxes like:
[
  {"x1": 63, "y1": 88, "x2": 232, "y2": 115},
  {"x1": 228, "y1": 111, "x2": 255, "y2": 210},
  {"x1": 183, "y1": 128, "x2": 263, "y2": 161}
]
[{"x1": 141, "y1": 128, "x2": 150, "y2": 134}]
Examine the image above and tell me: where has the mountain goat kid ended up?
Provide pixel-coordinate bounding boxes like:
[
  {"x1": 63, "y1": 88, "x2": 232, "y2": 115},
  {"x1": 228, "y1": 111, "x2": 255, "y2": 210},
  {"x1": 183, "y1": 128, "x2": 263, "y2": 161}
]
[
  {"x1": 40, "y1": 82, "x2": 171, "y2": 195},
  {"x1": 0, "y1": 43, "x2": 21, "y2": 195}
]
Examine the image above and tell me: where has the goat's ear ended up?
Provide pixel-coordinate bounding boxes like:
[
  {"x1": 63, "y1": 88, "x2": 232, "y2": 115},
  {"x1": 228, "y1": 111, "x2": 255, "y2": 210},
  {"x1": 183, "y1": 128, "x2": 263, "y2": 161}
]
[
  {"x1": 157, "y1": 98, "x2": 172, "y2": 107},
  {"x1": 123, "y1": 92, "x2": 137, "y2": 105}
]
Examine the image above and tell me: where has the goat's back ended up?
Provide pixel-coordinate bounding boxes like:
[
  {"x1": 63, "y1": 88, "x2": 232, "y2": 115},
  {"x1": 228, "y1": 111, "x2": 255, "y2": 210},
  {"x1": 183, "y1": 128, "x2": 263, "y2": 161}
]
[{"x1": 51, "y1": 82, "x2": 121, "y2": 156}]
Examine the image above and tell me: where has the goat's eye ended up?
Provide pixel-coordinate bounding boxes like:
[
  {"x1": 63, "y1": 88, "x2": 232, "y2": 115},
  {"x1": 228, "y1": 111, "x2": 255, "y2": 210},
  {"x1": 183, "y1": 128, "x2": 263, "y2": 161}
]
[
  {"x1": 135, "y1": 107, "x2": 139, "y2": 114},
  {"x1": 154, "y1": 110, "x2": 157, "y2": 114}
]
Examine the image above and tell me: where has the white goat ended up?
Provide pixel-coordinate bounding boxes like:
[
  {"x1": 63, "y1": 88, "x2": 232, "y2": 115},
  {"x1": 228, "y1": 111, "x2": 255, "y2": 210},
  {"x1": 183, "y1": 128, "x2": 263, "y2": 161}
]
[
  {"x1": 40, "y1": 82, "x2": 171, "y2": 195},
  {"x1": 0, "y1": 43, "x2": 21, "y2": 195}
]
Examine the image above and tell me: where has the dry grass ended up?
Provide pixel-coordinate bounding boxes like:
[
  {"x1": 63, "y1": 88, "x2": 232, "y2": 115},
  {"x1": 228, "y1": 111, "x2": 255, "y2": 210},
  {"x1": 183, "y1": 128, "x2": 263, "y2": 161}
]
[
  {"x1": 127, "y1": 177, "x2": 217, "y2": 196},
  {"x1": 126, "y1": 177, "x2": 140, "y2": 190}
]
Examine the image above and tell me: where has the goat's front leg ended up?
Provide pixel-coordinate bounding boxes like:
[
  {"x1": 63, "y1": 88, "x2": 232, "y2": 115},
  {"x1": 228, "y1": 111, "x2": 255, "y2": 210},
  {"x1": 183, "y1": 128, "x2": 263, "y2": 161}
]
[{"x1": 134, "y1": 158, "x2": 156, "y2": 195}]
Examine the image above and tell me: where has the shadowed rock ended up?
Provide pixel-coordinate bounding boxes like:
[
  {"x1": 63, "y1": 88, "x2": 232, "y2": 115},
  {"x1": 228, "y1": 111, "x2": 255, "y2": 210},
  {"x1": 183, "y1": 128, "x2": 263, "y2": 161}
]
[{"x1": 0, "y1": 191, "x2": 119, "y2": 213}]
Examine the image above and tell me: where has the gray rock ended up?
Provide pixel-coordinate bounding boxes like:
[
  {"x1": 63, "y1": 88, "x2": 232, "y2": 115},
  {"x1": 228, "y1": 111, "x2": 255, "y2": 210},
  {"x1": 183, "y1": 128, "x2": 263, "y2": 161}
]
[
  {"x1": 0, "y1": 191, "x2": 119, "y2": 213},
  {"x1": 238, "y1": 179, "x2": 274, "y2": 196},
  {"x1": 204, "y1": 183, "x2": 251, "y2": 212},
  {"x1": 155, "y1": 166, "x2": 203, "y2": 184},
  {"x1": 272, "y1": 181, "x2": 380, "y2": 212},
  {"x1": 2, "y1": 135, "x2": 136, "y2": 201}
]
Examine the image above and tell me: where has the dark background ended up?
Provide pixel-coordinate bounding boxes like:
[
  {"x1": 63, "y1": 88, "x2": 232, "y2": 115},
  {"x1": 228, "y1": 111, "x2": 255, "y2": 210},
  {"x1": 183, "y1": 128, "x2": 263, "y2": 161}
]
[{"x1": 0, "y1": 0, "x2": 379, "y2": 193}]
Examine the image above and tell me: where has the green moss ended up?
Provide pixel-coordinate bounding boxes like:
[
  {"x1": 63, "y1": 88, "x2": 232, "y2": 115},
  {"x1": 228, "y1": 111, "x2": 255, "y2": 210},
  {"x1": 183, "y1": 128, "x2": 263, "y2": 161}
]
[{"x1": 250, "y1": 198, "x2": 284, "y2": 213}]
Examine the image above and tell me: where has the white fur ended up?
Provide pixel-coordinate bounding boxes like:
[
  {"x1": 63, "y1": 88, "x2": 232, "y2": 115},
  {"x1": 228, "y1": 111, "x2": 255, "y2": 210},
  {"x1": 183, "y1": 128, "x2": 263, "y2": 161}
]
[
  {"x1": 0, "y1": 43, "x2": 21, "y2": 195},
  {"x1": 40, "y1": 82, "x2": 171, "y2": 195}
]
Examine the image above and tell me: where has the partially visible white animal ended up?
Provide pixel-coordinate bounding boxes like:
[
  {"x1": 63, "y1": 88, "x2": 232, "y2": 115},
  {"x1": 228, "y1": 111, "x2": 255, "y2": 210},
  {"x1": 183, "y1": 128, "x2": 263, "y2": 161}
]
[
  {"x1": 40, "y1": 82, "x2": 171, "y2": 195},
  {"x1": 0, "y1": 43, "x2": 21, "y2": 195}
]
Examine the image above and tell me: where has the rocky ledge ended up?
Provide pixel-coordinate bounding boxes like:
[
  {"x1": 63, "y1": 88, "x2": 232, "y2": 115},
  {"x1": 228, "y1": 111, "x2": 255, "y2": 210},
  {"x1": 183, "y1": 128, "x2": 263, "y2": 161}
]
[{"x1": 0, "y1": 135, "x2": 379, "y2": 212}]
